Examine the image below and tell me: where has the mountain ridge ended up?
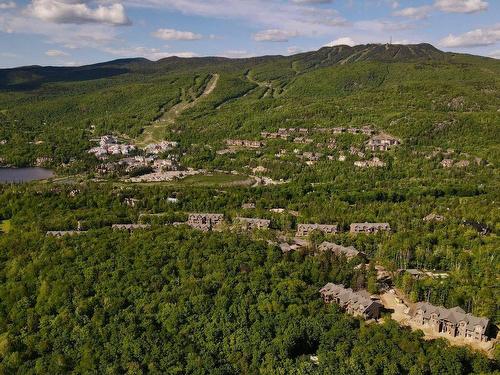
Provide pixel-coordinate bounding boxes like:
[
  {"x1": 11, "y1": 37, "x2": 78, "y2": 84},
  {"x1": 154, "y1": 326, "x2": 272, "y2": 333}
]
[{"x1": 1, "y1": 43, "x2": 496, "y2": 91}]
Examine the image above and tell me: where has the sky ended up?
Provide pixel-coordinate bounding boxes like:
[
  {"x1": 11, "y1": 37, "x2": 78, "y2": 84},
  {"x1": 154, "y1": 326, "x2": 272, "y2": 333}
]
[{"x1": 0, "y1": 0, "x2": 499, "y2": 68}]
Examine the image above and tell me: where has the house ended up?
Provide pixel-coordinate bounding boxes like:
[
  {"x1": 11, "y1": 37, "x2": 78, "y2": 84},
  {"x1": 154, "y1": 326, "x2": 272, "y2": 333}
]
[
  {"x1": 318, "y1": 242, "x2": 365, "y2": 259},
  {"x1": 296, "y1": 224, "x2": 339, "y2": 237},
  {"x1": 320, "y1": 283, "x2": 382, "y2": 319},
  {"x1": 236, "y1": 217, "x2": 270, "y2": 230},
  {"x1": 367, "y1": 134, "x2": 400, "y2": 151},
  {"x1": 187, "y1": 213, "x2": 225, "y2": 231},
  {"x1": 350, "y1": 222, "x2": 391, "y2": 234},
  {"x1": 409, "y1": 302, "x2": 490, "y2": 342},
  {"x1": 279, "y1": 237, "x2": 309, "y2": 253}
]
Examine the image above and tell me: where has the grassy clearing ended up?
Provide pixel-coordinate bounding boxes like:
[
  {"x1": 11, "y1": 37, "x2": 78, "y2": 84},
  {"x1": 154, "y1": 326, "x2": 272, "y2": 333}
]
[{"x1": 0, "y1": 219, "x2": 11, "y2": 233}]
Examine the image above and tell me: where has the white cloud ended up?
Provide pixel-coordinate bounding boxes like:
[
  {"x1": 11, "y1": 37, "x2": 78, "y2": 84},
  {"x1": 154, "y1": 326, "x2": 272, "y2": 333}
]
[
  {"x1": 152, "y1": 28, "x2": 202, "y2": 41},
  {"x1": 434, "y1": 0, "x2": 488, "y2": 13},
  {"x1": 125, "y1": 0, "x2": 347, "y2": 38},
  {"x1": 324, "y1": 36, "x2": 355, "y2": 46},
  {"x1": 488, "y1": 50, "x2": 500, "y2": 59},
  {"x1": 393, "y1": 6, "x2": 432, "y2": 19},
  {"x1": 27, "y1": 0, "x2": 131, "y2": 25},
  {"x1": 393, "y1": 1, "x2": 488, "y2": 19},
  {"x1": 45, "y1": 49, "x2": 69, "y2": 56},
  {"x1": 440, "y1": 24, "x2": 500, "y2": 47},
  {"x1": 0, "y1": 1, "x2": 16, "y2": 9},
  {"x1": 0, "y1": 12, "x2": 119, "y2": 49},
  {"x1": 253, "y1": 29, "x2": 298, "y2": 42}
]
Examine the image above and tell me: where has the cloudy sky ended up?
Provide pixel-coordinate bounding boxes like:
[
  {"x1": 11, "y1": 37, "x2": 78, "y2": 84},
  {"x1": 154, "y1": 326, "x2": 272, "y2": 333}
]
[{"x1": 0, "y1": 0, "x2": 498, "y2": 67}]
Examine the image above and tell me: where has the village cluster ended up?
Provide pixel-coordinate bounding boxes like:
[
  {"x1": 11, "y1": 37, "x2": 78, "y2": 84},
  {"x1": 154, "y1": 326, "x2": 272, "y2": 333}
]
[
  {"x1": 45, "y1": 207, "x2": 494, "y2": 347},
  {"x1": 87, "y1": 135, "x2": 200, "y2": 181},
  {"x1": 219, "y1": 126, "x2": 401, "y2": 169},
  {"x1": 319, "y1": 284, "x2": 491, "y2": 343}
]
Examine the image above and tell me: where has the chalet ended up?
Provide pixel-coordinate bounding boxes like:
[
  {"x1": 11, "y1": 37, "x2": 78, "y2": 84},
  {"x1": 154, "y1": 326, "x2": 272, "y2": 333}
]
[
  {"x1": 320, "y1": 283, "x2": 382, "y2": 319},
  {"x1": 350, "y1": 222, "x2": 391, "y2": 234},
  {"x1": 318, "y1": 242, "x2": 365, "y2": 259},
  {"x1": 236, "y1": 217, "x2": 270, "y2": 230},
  {"x1": 409, "y1": 302, "x2": 490, "y2": 342},
  {"x1": 187, "y1": 213, "x2": 225, "y2": 231},
  {"x1": 367, "y1": 134, "x2": 400, "y2": 151},
  {"x1": 296, "y1": 223, "x2": 339, "y2": 237}
]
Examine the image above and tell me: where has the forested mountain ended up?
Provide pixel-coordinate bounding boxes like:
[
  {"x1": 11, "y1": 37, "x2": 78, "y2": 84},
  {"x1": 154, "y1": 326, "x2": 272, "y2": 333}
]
[{"x1": 0, "y1": 44, "x2": 498, "y2": 373}]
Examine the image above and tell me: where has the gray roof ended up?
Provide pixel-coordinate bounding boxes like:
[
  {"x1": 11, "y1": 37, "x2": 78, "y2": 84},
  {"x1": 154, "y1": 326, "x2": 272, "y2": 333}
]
[
  {"x1": 318, "y1": 242, "x2": 363, "y2": 258},
  {"x1": 411, "y1": 302, "x2": 489, "y2": 333},
  {"x1": 320, "y1": 283, "x2": 379, "y2": 313}
]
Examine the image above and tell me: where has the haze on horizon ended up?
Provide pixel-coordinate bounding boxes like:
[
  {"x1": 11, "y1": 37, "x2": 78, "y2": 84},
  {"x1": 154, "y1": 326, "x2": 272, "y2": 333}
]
[{"x1": 0, "y1": 0, "x2": 499, "y2": 68}]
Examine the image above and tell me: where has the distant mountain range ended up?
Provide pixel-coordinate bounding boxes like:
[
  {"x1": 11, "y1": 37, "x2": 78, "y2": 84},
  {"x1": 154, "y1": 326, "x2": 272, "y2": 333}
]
[{"x1": 0, "y1": 43, "x2": 494, "y2": 90}]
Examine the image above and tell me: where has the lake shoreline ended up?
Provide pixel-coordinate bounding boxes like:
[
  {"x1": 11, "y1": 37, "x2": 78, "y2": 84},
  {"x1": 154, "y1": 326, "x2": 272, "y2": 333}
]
[{"x1": 0, "y1": 167, "x2": 55, "y2": 183}]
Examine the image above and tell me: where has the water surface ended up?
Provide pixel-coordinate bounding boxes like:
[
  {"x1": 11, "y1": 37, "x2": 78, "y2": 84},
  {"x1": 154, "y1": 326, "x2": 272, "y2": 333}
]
[{"x1": 0, "y1": 168, "x2": 54, "y2": 183}]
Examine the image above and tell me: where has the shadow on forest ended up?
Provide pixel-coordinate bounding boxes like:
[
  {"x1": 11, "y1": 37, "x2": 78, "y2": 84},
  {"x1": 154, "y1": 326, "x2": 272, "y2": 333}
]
[{"x1": 0, "y1": 66, "x2": 131, "y2": 91}]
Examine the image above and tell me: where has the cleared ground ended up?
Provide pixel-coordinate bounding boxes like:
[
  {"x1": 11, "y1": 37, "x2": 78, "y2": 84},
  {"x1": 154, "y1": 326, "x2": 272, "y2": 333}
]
[{"x1": 380, "y1": 290, "x2": 497, "y2": 357}]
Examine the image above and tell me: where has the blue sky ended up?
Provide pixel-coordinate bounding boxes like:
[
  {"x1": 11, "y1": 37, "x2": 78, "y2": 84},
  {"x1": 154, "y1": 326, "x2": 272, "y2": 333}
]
[{"x1": 0, "y1": 0, "x2": 499, "y2": 68}]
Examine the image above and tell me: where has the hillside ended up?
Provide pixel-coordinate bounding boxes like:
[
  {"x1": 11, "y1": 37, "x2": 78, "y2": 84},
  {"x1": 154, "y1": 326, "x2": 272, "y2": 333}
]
[
  {"x1": 0, "y1": 44, "x2": 499, "y2": 373},
  {"x1": 1, "y1": 43, "x2": 498, "y2": 167}
]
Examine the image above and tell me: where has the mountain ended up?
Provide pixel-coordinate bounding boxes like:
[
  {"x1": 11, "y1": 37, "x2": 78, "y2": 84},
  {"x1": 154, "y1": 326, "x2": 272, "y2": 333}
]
[
  {"x1": 0, "y1": 44, "x2": 472, "y2": 90},
  {"x1": 0, "y1": 43, "x2": 498, "y2": 167}
]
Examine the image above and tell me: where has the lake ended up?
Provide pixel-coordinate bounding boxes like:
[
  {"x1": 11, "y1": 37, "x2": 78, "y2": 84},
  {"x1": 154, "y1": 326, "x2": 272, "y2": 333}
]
[{"x1": 0, "y1": 168, "x2": 55, "y2": 183}]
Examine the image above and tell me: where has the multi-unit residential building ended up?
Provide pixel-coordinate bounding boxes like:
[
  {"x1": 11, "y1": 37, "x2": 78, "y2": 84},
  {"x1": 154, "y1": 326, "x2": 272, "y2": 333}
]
[
  {"x1": 367, "y1": 134, "x2": 400, "y2": 151},
  {"x1": 409, "y1": 302, "x2": 490, "y2": 342},
  {"x1": 236, "y1": 217, "x2": 271, "y2": 230},
  {"x1": 187, "y1": 213, "x2": 225, "y2": 231},
  {"x1": 350, "y1": 222, "x2": 391, "y2": 234},
  {"x1": 320, "y1": 283, "x2": 382, "y2": 319},
  {"x1": 318, "y1": 242, "x2": 365, "y2": 259},
  {"x1": 296, "y1": 223, "x2": 339, "y2": 237},
  {"x1": 226, "y1": 139, "x2": 265, "y2": 148}
]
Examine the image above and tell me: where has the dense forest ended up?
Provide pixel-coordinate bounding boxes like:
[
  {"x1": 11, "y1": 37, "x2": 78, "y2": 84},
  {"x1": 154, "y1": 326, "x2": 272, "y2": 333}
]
[{"x1": 0, "y1": 44, "x2": 499, "y2": 373}]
